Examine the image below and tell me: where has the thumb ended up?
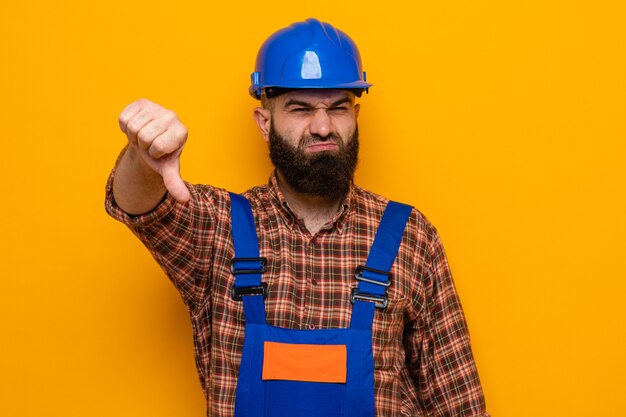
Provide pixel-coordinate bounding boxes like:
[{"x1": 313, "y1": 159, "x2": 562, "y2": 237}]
[{"x1": 161, "y1": 160, "x2": 191, "y2": 203}]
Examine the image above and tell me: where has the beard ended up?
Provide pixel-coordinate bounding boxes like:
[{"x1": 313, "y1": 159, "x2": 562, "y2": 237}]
[{"x1": 268, "y1": 121, "x2": 359, "y2": 199}]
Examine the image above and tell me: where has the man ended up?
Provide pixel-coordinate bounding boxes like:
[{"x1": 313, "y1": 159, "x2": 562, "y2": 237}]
[{"x1": 106, "y1": 18, "x2": 488, "y2": 417}]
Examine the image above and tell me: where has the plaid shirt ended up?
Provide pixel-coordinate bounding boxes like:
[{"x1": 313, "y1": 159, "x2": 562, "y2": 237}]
[{"x1": 105, "y1": 165, "x2": 488, "y2": 417}]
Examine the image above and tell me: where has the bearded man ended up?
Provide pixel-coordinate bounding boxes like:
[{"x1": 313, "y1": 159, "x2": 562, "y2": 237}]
[{"x1": 106, "y1": 18, "x2": 488, "y2": 417}]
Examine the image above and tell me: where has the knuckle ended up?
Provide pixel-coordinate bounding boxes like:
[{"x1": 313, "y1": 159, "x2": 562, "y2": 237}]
[
  {"x1": 118, "y1": 112, "x2": 129, "y2": 124},
  {"x1": 136, "y1": 98, "x2": 151, "y2": 106},
  {"x1": 164, "y1": 109, "x2": 178, "y2": 121},
  {"x1": 136, "y1": 131, "x2": 152, "y2": 147},
  {"x1": 151, "y1": 140, "x2": 166, "y2": 156},
  {"x1": 136, "y1": 127, "x2": 151, "y2": 143},
  {"x1": 147, "y1": 100, "x2": 163, "y2": 111},
  {"x1": 126, "y1": 120, "x2": 140, "y2": 134},
  {"x1": 138, "y1": 136, "x2": 152, "y2": 148}
]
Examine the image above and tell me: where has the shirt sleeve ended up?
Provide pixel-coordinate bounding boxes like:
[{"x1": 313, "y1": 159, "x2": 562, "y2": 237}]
[
  {"x1": 104, "y1": 156, "x2": 221, "y2": 315},
  {"x1": 404, "y1": 226, "x2": 489, "y2": 416}
]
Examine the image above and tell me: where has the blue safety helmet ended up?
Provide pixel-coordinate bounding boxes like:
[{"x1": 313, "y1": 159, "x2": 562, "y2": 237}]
[{"x1": 249, "y1": 18, "x2": 372, "y2": 99}]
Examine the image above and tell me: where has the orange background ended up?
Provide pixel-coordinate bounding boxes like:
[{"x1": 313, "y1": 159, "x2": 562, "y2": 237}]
[{"x1": 1, "y1": 1, "x2": 625, "y2": 416}]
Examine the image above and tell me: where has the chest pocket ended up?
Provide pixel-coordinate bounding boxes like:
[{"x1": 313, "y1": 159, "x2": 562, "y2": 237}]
[{"x1": 262, "y1": 341, "x2": 347, "y2": 383}]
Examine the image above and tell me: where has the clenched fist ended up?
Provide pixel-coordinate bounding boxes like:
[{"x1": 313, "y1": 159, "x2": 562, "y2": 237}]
[{"x1": 118, "y1": 98, "x2": 191, "y2": 203}]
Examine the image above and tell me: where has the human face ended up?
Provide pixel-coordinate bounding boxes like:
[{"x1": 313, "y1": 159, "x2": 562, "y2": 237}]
[
  {"x1": 253, "y1": 89, "x2": 362, "y2": 198},
  {"x1": 258, "y1": 89, "x2": 360, "y2": 150}
]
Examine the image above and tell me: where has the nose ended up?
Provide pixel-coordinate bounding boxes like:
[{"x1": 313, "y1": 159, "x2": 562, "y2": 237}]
[{"x1": 309, "y1": 109, "x2": 333, "y2": 138}]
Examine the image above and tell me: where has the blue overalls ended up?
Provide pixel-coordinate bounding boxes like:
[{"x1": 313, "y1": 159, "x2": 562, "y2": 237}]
[{"x1": 229, "y1": 193, "x2": 412, "y2": 417}]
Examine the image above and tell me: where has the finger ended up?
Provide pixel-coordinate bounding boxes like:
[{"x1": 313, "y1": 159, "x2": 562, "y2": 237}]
[
  {"x1": 119, "y1": 98, "x2": 149, "y2": 134},
  {"x1": 147, "y1": 124, "x2": 186, "y2": 159},
  {"x1": 126, "y1": 106, "x2": 161, "y2": 147},
  {"x1": 161, "y1": 160, "x2": 190, "y2": 203},
  {"x1": 137, "y1": 117, "x2": 170, "y2": 154}
]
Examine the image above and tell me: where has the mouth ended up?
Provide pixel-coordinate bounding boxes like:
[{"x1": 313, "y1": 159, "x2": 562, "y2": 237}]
[{"x1": 304, "y1": 142, "x2": 339, "y2": 153}]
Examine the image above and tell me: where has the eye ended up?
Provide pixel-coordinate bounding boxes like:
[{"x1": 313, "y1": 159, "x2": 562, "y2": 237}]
[
  {"x1": 329, "y1": 106, "x2": 349, "y2": 112},
  {"x1": 290, "y1": 107, "x2": 310, "y2": 113}
]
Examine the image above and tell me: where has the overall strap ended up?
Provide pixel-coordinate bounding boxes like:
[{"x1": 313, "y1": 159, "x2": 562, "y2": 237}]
[
  {"x1": 350, "y1": 201, "x2": 412, "y2": 330},
  {"x1": 229, "y1": 193, "x2": 267, "y2": 324}
]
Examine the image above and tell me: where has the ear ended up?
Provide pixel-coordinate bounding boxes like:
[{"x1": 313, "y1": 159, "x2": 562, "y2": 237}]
[
  {"x1": 253, "y1": 107, "x2": 272, "y2": 142},
  {"x1": 354, "y1": 103, "x2": 361, "y2": 119}
]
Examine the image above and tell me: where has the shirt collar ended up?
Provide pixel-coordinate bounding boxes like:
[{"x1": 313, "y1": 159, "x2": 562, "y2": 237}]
[{"x1": 267, "y1": 171, "x2": 354, "y2": 234}]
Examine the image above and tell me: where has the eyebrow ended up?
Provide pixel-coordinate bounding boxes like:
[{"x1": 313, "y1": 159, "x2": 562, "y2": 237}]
[{"x1": 284, "y1": 96, "x2": 353, "y2": 108}]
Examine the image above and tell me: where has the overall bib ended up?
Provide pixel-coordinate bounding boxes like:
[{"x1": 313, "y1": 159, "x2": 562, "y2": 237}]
[{"x1": 229, "y1": 193, "x2": 412, "y2": 417}]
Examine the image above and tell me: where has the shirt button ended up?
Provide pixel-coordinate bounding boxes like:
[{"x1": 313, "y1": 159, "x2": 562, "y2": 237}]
[
  {"x1": 311, "y1": 279, "x2": 318, "y2": 285},
  {"x1": 308, "y1": 324, "x2": 316, "y2": 330}
]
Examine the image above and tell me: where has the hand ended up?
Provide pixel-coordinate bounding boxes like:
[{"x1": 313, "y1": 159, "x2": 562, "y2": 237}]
[{"x1": 118, "y1": 98, "x2": 190, "y2": 203}]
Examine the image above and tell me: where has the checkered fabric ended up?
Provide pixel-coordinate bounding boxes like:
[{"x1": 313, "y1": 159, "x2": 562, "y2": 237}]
[{"x1": 105, "y1": 161, "x2": 489, "y2": 417}]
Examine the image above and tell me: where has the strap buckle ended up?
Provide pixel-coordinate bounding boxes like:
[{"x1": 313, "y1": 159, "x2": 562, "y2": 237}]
[
  {"x1": 350, "y1": 287, "x2": 388, "y2": 309},
  {"x1": 230, "y1": 257, "x2": 267, "y2": 275},
  {"x1": 231, "y1": 282, "x2": 268, "y2": 301},
  {"x1": 354, "y1": 265, "x2": 392, "y2": 287},
  {"x1": 230, "y1": 257, "x2": 268, "y2": 301},
  {"x1": 352, "y1": 265, "x2": 391, "y2": 309}
]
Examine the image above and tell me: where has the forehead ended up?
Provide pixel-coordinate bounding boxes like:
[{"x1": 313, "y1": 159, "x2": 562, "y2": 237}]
[{"x1": 276, "y1": 89, "x2": 355, "y2": 105}]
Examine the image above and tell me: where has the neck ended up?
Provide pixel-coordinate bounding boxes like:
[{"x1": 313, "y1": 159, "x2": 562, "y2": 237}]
[{"x1": 276, "y1": 171, "x2": 346, "y2": 235}]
